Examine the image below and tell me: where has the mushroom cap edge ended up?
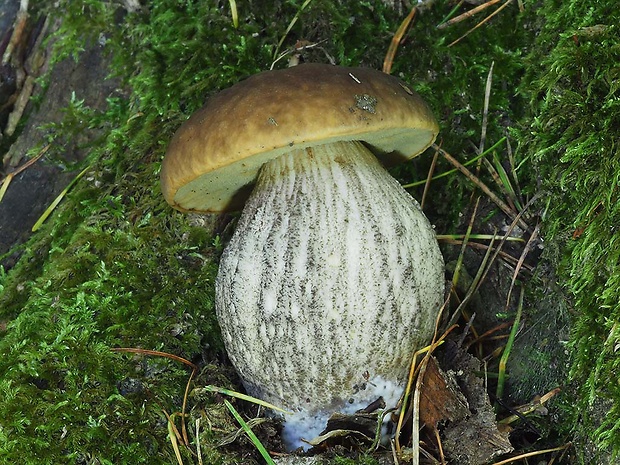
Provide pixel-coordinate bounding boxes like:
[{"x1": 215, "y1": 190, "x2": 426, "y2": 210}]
[{"x1": 160, "y1": 63, "x2": 439, "y2": 213}]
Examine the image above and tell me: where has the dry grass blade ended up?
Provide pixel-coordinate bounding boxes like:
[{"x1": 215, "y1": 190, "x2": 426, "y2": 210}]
[
  {"x1": 383, "y1": 6, "x2": 417, "y2": 74},
  {"x1": 448, "y1": 0, "x2": 514, "y2": 47},
  {"x1": 394, "y1": 316, "x2": 455, "y2": 455},
  {"x1": 499, "y1": 387, "x2": 561, "y2": 426},
  {"x1": 451, "y1": 196, "x2": 480, "y2": 291},
  {"x1": 467, "y1": 193, "x2": 540, "y2": 302},
  {"x1": 504, "y1": 222, "x2": 540, "y2": 312},
  {"x1": 195, "y1": 418, "x2": 203, "y2": 465},
  {"x1": 479, "y1": 62, "x2": 494, "y2": 156},
  {"x1": 448, "y1": 228, "x2": 496, "y2": 328}
]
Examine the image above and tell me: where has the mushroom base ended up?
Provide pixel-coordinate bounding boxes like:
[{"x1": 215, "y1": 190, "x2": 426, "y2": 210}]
[
  {"x1": 281, "y1": 374, "x2": 402, "y2": 450},
  {"x1": 215, "y1": 140, "x2": 444, "y2": 450}
]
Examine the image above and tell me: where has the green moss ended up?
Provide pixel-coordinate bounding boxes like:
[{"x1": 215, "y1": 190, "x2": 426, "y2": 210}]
[{"x1": 520, "y1": 0, "x2": 620, "y2": 461}]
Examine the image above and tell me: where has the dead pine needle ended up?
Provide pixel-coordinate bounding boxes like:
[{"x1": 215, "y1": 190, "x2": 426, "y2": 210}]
[
  {"x1": 111, "y1": 347, "x2": 198, "y2": 446},
  {"x1": 421, "y1": 145, "x2": 440, "y2": 210},
  {"x1": 383, "y1": 6, "x2": 417, "y2": 74},
  {"x1": 438, "y1": 0, "x2": 501, "y2": 29},
  {"x1": 490, "y1": 442, "x2": 572, "y2": 465},
  {"x1": 432, "y1": 144, "x2": 529, "y2": 231},
  {"x1": 448, "y1": 0, "x2": 514, "y2": 47},
  {"x1": 0, "y1": 144, "x2": 50, "y2": 204}
]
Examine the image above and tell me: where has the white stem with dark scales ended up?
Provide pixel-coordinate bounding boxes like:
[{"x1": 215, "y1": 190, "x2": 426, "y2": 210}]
[{"x1": 215, "y1": 140, "x2": 444, "y2": 449}]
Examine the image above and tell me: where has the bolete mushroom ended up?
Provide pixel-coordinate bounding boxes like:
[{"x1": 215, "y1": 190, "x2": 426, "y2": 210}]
[{"x1": 161, "y1": 63, "x2": 444, "y2": 450}]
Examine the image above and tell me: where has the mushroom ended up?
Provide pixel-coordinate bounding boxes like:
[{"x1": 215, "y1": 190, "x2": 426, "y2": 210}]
[{"x1": 161, "y1": 63, "x2": 444, "y2": 450}]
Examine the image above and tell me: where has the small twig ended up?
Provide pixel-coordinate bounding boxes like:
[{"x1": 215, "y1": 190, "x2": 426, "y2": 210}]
[
  {"x1": 2, "y1": 0, "x2": 29, "y2": 65},
  {"x1": 465, "y1": 321, "x2": 513, "y2": 351}
]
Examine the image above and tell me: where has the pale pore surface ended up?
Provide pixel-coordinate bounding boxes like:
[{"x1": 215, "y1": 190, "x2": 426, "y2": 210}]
[{"x1": 215, "y1": 140, "x2": 444, "y2": 448}]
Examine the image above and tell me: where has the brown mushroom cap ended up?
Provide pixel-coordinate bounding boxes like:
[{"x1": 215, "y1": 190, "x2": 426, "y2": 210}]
[{"x1": 161, "y1": 63, "x2": 439, "y2": 213}]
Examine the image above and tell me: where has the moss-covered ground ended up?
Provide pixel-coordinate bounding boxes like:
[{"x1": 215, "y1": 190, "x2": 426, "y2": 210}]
[{"x1": 0, "y1": 1, "x2": 619, "y2": 463}]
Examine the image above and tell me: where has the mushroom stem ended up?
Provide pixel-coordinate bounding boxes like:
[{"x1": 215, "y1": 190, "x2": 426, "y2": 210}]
[{"x1": 215, "y1": 140, "x2": 444, "y2": 449}]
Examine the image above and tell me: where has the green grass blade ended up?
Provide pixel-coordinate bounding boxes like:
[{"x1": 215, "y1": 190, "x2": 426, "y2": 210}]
[
  {"x1": 224, "y1": 400, "x2": 276, "y2": 465},
  {"x1": 197, "y1": 385, "x2": 291, "y2": 415},
  {"x1": 496, "y1": 285, "x2": 524, "y2": 405},
  {"x1": 32, "y1": 165, "x2": 91, "y2": 232}
]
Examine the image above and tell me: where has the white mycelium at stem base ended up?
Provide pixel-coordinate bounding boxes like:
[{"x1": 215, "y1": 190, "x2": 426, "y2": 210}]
[{"x1": 215, "y1": 140, "x2": 444, "y2": 449}]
